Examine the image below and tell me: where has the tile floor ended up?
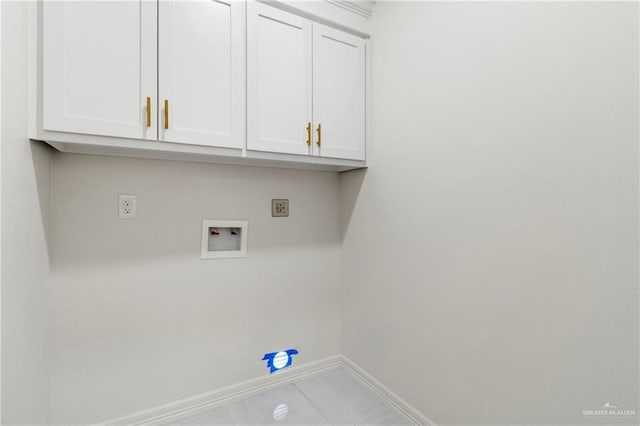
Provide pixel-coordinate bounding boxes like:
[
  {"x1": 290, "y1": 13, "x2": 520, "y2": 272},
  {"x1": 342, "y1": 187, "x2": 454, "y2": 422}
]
[{"x1": 161, "y1": 367, "x2": 412, "y2": 425}]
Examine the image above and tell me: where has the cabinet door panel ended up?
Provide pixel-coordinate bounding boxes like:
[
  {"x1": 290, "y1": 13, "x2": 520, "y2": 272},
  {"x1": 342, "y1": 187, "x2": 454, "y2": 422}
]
[
  {"x1": 159, "y1": 0, "x2": 244, "y2": 148},
  {"x1": 247, "y1": 2, "x2": 312, "y2": 155},
  {"x1": 313, "y1": 24, "x2": 365, "y2": 160},
  {"x1": 43, "y1": 1, "x2": 156, "y2": 140}
]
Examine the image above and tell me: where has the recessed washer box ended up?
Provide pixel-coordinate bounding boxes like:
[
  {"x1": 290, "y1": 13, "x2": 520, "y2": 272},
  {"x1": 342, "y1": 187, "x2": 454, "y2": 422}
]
[{"x1": 201, "y1": 220, "x2": 248, "y2": 259}]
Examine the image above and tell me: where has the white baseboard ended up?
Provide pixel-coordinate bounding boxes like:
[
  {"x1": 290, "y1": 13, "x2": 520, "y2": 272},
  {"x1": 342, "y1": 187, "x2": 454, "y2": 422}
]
[
  {"x1": 98, "y1": 354, "x2": 435, "y2": 426},
  {"x1": 99, "y1": 355, "x2": 342, "y2": 426}
]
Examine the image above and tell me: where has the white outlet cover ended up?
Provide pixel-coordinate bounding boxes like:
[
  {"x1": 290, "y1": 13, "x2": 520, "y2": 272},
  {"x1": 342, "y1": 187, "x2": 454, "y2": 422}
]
[{"x1": 119, "y1": 195, "x2": 137, "y2": 219}]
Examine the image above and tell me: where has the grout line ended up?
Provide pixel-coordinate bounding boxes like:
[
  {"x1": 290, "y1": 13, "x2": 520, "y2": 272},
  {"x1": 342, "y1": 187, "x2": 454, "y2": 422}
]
[
  {"x1": 226, "y1": 397, "x2": 245, "y2": 425},
  {"x1": 327, "y1": 367, "x2": 406, "y2": 425},
  {"x1": 299, "y1": 370, "x2": 367, "y2": 424},
  {"x1": 292, "y1": 381, "x2": 333, "y2": 424},
  {"x1": 340, "y1": 358, "x2": 433, "y2": 425}
]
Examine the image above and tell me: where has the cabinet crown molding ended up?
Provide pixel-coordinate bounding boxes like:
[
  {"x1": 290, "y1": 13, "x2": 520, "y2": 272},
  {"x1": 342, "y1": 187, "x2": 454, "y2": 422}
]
[{"x1": 324, "y1": 0, "x2": 376, "y2": 19}]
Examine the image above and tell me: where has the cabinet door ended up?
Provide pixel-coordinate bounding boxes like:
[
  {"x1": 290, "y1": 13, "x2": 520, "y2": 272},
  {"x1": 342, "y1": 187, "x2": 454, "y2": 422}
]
[
  {"x1": 43, "y1": 1, "x2": 157, "y2": 140},
  {"x1": 159, "y1": 0, "x2": 244, "y2": 149},
  {"x1": 312, "y1": 24, "x2": 365, "y2": 161},
  {"x1": 247, "y1": 2, "x2": 312, "y2": 155}
]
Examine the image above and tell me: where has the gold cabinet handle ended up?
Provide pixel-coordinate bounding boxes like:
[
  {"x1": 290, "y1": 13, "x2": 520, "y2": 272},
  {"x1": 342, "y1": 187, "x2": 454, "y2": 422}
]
[
  {"x1": 306, "y1": 122, "x2": 311, "y2": 146},
  {"x1": 146, "y1": 96, "x2": 151, "y2": 128},
  {"x1": 316, "y1": 123, "x2": 321, "y2": 147},
  {"x1": 164, "y1": 99, "x2": 169, "y2": 130}
]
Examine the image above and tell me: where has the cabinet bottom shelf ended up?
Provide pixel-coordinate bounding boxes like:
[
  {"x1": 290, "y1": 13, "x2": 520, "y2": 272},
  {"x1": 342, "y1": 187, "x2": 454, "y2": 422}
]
[{"x1": 32, "y1": 135, "x2": 367, "y2": 172}]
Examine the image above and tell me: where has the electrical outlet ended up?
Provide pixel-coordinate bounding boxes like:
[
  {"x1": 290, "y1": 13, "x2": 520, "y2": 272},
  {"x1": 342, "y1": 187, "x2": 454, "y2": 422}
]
[
  {"x1": 272, "y1": 199, "x2": 289, "y2": 217},
  {"x1": 119, "y1": 195, "x2": 137, "y2": 219}
]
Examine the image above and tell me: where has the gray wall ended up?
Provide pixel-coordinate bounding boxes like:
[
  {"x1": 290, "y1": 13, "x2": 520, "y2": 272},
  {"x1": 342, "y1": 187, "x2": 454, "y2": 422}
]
[
  {"x1": 1, "y1": 2, "x2": 52, "y2": 424},
  {"x1": 342, "y1": 2, "x2": 639, "y2": 424},
  {"x1": 49, "y1": 154, "x2": 342, "y2": 424}
]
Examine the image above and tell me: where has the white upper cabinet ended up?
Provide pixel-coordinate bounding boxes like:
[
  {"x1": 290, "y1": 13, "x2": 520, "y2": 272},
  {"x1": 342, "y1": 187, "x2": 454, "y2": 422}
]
[
  {"x1": 37, "y1": 0, "x2": 368, "y2": 170},
  {"x1": 43, "y1": 1, "x2": 157, "y2": 140},
  {"x1": 312, "y1": 24, "x2": 365, "y2": 161},
  {"x1": 247, "y1": 2, "x2": 366, "y2": 161},
  {"x1": 159, "y1": 0, "x2": 244, "y2": 149},
  {"x1": 247, "y1": 2, "x2": 313, "y2": 156}
]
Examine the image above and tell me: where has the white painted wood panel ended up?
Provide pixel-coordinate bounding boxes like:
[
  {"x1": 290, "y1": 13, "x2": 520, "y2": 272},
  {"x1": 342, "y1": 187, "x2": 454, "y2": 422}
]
[
  {"x1": 42, "y1": 1, "x2": 156, "y2": 140},
  {"x1": 247, "y1": 2, "x2": 312, "y2": 155},
  {"x1": 312, "y1": 23, "x2": 365, "y2": 160},
  {"x1": 159, "y1": 0, "x2": 244, "y2": 149}
]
